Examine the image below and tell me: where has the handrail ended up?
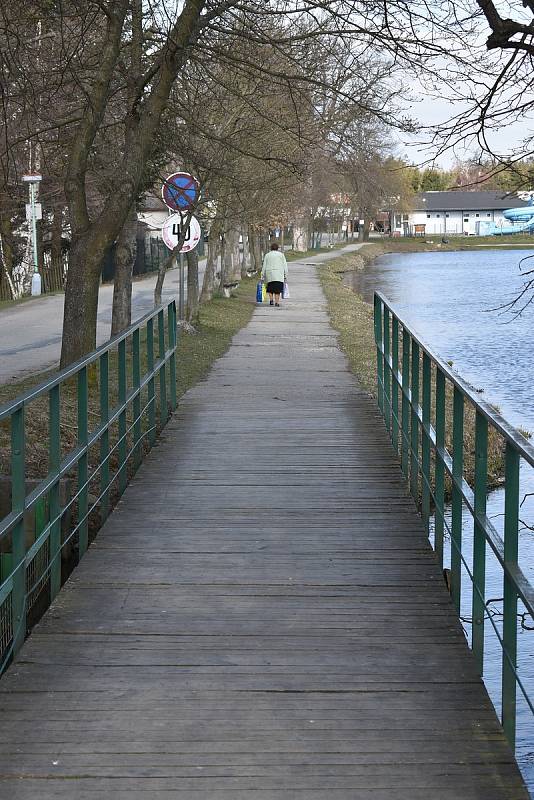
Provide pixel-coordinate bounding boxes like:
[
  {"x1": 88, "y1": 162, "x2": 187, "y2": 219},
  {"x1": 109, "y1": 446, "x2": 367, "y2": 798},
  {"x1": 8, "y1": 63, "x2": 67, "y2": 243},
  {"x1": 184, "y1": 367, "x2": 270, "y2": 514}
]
[
  {"x1": 374, "y1": 291, "x2": 533, "y2": 752},
  {"x1": 375, "y1": 291, "x2": 534, "y2": 468},
  {"x1": 0, "y1": 304, "x2": 171, "y2": 420},
  {"x1": 0, "y1": 301, "x2": 178, "y2": 673}
]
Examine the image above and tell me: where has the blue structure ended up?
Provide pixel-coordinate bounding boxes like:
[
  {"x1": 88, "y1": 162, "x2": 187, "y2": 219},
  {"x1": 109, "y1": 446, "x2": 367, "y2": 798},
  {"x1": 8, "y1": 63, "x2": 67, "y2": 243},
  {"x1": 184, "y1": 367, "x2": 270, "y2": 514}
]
[{"x1": 478, "y1": 195, "x2": 534, "y2": 235}]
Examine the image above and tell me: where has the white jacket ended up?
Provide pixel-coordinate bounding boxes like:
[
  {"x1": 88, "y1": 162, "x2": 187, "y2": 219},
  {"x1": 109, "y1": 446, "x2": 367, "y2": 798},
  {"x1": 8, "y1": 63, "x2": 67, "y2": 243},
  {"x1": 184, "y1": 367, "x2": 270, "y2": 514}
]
[{"x1": 261, "y1": 251, "x2": 288, "y2": 283}]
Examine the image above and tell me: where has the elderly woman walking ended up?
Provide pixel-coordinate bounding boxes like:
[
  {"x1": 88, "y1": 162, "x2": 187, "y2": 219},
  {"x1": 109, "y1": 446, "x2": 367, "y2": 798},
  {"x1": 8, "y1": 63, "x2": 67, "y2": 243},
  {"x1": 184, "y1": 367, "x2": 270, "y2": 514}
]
[{"x1": 261, "y1": 242, "x2": 288, "y2": 307}]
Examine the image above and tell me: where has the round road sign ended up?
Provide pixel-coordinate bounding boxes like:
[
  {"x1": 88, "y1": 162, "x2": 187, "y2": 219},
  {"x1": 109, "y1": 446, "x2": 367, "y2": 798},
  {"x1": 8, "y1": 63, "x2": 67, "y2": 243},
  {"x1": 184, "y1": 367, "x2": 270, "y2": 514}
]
[
  {"x1": 162, "y1": 213, "x2": 201, "y2": 253},
  {"x1": 162, "y1": 172, "x2": 200, "y2": 212}
]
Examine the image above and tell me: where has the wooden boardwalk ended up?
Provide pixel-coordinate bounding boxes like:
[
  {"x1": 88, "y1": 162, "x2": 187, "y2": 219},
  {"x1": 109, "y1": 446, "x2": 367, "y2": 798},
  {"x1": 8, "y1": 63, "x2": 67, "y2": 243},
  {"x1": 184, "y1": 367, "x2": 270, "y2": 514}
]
[{"x1": 0, "y1": 259, "x2": 529, "y2": 799}]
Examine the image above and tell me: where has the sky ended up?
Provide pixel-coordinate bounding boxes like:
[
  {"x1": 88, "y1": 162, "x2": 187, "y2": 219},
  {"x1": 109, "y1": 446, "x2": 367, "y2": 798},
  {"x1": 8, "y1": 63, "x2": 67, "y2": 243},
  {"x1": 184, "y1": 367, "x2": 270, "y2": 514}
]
[{"x1": 399, "y1": 94, "x2": 533, "y2": 169}]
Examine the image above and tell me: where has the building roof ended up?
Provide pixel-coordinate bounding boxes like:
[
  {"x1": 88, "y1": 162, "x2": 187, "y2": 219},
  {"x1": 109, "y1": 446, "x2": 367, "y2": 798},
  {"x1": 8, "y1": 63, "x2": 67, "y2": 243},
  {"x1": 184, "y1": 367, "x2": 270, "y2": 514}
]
[
  {"x1": 414, "y1": 191, "x2": 530, "y2": 212},
  {"x1": 140, "y1": 193, "x2": 167, "y2": 212}
]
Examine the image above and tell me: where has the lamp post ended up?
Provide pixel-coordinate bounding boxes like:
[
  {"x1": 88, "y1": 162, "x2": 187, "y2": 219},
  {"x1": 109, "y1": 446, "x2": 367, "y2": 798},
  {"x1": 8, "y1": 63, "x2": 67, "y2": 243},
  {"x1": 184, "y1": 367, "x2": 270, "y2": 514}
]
[{"x1": 22, "y1": 174, "x2": 42, "y2": 296}]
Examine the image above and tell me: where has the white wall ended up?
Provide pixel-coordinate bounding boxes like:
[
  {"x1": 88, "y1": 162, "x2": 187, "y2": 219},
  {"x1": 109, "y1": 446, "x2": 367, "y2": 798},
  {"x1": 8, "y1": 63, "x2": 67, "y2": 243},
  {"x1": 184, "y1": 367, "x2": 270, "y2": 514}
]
[
  {"x1": 138, "y1": 210, "x2": 168, "y2": 236},
  {"x1": 393, "y1": 208, "x2": 508, "y2": 235}
]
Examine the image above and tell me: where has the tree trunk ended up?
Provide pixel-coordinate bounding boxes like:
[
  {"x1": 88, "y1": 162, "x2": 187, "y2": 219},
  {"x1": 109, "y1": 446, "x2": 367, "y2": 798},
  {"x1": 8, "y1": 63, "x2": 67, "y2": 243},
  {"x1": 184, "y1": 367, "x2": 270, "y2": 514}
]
[
  {"x1": 218, "y1": 228, "x2": 230, "y2": 292},
  {"x1": 111, "y1": 205, "x2": 138, "y2": 336},
  {"x1": 358, "y1": 216, "x2": 370, "y2": 242},
  {"x1": 261, "y1": 229, "x2": 270, "y2": 260},
  {"x1": 60, "y1": 1, "x2": 206, "y2": 366},
  {"x1": 50, "y1": 208, "x2": 63, "y2": 282},
  {"x1": 60, "y1": 237, "x2": 107, "y2": 366},
  {"x1": 186, "y1": 249, "x2": 199, "y2": 322},
  {"x1": 248, "y1": 226, "x2": 261, "y2": 273},
  {"x1": 154, "y1": 250, "x2": 175, "y2": 307},
  {"x1": 222, "y1": 227, "x2": 240, "y2": 286},
  {"x1": 240, "y1": 228, "x2": 250, "y2": 278},
  {"x1": 200, "y1": 223, "x2": 221, "y2": 303},
  {"x1": 0, "y1": 192, "x2": 15, "y2": 298},
  {"x1": 292, "y1": 214, "x2": 309, "y2": 252}
]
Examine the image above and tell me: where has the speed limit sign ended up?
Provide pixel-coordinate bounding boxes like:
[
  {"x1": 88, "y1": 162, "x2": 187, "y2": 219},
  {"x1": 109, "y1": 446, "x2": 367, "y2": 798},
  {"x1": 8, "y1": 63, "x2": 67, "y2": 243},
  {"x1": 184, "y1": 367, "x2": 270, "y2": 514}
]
[{"x1": 162, "y1": 213, "x2": 201, "y2": 253}]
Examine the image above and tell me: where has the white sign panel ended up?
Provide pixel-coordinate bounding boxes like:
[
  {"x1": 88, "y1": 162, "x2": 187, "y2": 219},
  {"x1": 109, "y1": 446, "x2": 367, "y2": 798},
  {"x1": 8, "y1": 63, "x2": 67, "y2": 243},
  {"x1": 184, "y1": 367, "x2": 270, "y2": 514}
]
[
  {"x1": 26, "y1": 203, "x2": 43, "y2": 221},
  {"x1": 162, "y1": 213, "x2": 201, "y2": 253}
]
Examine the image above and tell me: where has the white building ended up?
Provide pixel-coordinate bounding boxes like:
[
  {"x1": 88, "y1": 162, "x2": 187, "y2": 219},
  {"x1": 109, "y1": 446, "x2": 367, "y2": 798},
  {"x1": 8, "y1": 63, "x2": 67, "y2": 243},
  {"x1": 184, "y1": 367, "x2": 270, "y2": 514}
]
[
  {"x1": 391, "y1": 191, "x2": 530, "y2": 236},
  {"x1": 138, "y1": 194, "x2": 170, "y2": 237}
]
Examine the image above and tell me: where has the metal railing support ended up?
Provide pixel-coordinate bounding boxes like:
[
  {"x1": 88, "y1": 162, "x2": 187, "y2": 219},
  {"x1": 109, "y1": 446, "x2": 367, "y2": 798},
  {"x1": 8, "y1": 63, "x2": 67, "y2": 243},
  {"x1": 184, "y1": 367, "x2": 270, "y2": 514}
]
[
  {"x1": 0, "y1": 300, "x2": 178, "y2": 671},
  {"x1": 373, "y1": 290, "x2": 534, "y2": 752}
]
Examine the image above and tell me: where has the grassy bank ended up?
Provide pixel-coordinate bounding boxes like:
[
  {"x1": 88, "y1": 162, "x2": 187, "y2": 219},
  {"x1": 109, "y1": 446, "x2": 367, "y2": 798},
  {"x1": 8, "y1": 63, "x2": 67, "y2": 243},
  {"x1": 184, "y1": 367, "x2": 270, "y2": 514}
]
[{"x1": 318, "y1": 251, "x2": 508, "y2": 495}]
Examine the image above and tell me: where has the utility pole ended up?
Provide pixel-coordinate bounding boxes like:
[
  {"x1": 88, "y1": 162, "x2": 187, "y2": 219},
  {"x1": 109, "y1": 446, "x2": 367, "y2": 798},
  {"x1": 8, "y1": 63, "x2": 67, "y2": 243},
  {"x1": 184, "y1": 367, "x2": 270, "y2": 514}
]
[{"x1": 22, "y1": 174, "x2": 42, "y2": 295}]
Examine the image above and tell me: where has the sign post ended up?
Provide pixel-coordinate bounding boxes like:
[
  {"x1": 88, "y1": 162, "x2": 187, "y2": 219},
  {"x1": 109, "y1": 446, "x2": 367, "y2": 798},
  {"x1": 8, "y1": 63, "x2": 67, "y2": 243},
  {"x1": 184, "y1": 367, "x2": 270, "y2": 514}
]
[
  {"x1": 161, "y1": 173, "x2": 200, "y2": 320},
  {"x1": 22, "y1": 174, "x2": 43, "y2": 296},
  {"x1": 179, "y1": 253, "x2": 185, "y2": 321}
]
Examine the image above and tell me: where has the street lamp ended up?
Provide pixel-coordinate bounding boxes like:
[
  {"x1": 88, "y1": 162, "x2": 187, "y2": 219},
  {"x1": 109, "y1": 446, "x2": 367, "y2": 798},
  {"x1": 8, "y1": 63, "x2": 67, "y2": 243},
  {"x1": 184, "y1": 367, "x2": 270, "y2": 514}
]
[{"x1": 22, "y1": 174, "x2": 42, "y2": 296}]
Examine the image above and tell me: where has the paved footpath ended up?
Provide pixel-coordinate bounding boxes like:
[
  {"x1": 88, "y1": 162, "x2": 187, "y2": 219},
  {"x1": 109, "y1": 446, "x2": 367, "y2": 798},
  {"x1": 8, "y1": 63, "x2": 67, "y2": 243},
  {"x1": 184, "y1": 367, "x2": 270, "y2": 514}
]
[{"x1": 0, "y1": 257, "x2": 528, "y2": 798}]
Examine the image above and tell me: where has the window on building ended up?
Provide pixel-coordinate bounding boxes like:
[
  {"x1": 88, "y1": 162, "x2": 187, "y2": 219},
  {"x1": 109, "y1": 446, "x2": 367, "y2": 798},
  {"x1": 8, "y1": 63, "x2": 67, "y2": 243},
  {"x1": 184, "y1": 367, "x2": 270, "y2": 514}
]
[
  {"x1": 487, "y1": 213, "x2": 491, "y2": 217},
  {"x1": 475, "y1": 213, "x2": 479, "y2": 217},
  {"x1": 464, "y1": 218, "x2": 469, "y2": 223},
  {"x1": 445, "y1": 213, "x2": 450, "y2": 218},
  {"x1": 402, "y1": 214, "x2": 409, "y2": 222},
  {"x1": 395, "y1": 214, "x2": 401, "y2": 226},
  {"x1": 426, "y1": 214, "x2": 431, "y2": 219},
  {"x1": 436, "y1": 214, "x2": 440, "y2": 218}
]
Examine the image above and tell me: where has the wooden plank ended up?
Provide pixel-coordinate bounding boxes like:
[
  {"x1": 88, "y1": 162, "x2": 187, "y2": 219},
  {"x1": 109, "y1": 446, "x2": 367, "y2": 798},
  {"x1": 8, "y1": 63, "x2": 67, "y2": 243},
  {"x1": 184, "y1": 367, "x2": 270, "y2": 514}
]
[{"x1": 0, "y1": 260, "x2": 529, "y2": 798}]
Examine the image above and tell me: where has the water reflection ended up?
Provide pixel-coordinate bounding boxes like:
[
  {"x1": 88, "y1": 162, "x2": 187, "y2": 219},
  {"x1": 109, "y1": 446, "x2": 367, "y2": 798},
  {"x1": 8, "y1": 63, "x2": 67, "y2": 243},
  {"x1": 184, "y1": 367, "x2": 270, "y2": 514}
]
[{"x1": 345, "y1": 249, "x2": 534, "y2": 791}]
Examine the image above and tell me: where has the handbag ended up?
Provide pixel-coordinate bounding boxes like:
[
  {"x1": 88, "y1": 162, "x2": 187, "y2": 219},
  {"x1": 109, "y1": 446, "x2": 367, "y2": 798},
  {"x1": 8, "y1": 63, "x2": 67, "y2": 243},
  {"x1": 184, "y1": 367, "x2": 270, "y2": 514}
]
[{"x1": 282, "y1": 281, "x2": 290, "y2": 299}]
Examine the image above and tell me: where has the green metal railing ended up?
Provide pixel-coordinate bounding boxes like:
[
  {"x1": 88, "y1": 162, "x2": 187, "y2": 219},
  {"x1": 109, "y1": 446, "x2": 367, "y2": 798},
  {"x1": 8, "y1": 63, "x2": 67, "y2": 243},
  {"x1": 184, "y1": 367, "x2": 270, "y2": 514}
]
[
  {"x1": 374, "y1": 291, "x2": 534, "y2": 750},
  {"x1": 0, "y1": 301, "x2": 177, "y2": 673}
]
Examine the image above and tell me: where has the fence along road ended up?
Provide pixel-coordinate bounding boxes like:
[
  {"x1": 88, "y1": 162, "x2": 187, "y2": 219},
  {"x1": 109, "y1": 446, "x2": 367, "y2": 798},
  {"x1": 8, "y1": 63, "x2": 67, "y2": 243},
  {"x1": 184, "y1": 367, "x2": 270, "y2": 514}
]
[{"x1": 0, "y1": 259, "x2": 529, "y2": 798}]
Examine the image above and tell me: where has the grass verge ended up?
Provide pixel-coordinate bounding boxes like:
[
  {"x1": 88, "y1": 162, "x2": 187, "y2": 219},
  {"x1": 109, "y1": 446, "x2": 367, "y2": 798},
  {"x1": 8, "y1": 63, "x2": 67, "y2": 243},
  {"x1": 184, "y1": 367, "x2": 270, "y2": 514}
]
[{"x1": 318, "y1": 251, "x2": 507, "y2": 496}]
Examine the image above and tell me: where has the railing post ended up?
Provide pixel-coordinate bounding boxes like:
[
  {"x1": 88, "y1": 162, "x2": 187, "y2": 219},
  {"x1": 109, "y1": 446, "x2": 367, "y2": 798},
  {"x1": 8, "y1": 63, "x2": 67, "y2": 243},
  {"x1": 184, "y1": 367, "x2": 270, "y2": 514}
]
[
  {"x1": 147, "y1": 318, "x2": 156, "y2": 446},
  {"x1": 374, "y1": 295, "x2": 384, "y2": 415},
  {"x1": 383, "y1": 305, "x2": 391, "y2": 433},
  {"x1": 409, "y1": 340, "x2": 420, "y2": 502},
  {"x1": 48, "y1": 385, "x2": 62, "y2": 599},
  {"x1": 168, "y1": 302, "x2": 177, "y2": 412},
  {"x1": 434, "y1": 368, "x2": 446, "y2": 569},
  {"x1": 472, "y1": 410, "x2": 488, "y2": 674},
  {"x1": 391, "y1": 316, "x2": 399, "y2": 454},
  {"x1": 451, "y1": 387, "x2": 464, "y2": 613},
  {"x1": 502, "y1": 443, "x2": 520, "y2": 748},
  {"x1": 77, "y1": 367, "x2": 89, "y2": 557},
  {"x1": 401, "y1": 330, "x2": 410, "y2": 479},
  {"x1": 158, "y1": 309, "x2": 168, "y2": 425},
  {"x1": 132, "y1": 328, "x2": 142, "y2": 469},
  {"x1": 99, "y1": 352, "x2": 110, "y2": 522},
  {"x1": 118, "y1": 339, "x2": 127, "y2": 495},
  {"x1": 421, "y1": 352, "x2": 432, "y2": 531},
  {"x1": 10, "y1": 406, "x2": 26, "y2": 655}
]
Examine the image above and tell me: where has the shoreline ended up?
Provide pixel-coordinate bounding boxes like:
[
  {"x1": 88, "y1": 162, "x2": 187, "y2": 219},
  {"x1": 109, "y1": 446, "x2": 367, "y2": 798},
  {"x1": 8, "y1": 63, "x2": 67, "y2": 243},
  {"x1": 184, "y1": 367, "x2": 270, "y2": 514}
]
[{"x1": 317, "y1": 245, "x2": 509, "y2": 497}]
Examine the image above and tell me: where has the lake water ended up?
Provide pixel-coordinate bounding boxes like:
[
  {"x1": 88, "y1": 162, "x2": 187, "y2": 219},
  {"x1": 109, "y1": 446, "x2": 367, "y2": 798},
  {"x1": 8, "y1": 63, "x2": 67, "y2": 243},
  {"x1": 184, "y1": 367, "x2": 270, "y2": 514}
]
[{"x1": 344, "y1": 249, "x2": 534, "y2": 793}]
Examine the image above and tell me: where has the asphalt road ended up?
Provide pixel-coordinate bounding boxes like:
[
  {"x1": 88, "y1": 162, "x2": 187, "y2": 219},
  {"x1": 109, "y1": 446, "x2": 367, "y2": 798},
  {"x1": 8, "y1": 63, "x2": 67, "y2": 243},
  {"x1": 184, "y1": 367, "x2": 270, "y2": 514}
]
[
  {"x1": 0, "y1": 261, "x2": 207, "y2": 385},
  {"x1": 0, "y1": 244, "x2": 361, "y2": 386}
]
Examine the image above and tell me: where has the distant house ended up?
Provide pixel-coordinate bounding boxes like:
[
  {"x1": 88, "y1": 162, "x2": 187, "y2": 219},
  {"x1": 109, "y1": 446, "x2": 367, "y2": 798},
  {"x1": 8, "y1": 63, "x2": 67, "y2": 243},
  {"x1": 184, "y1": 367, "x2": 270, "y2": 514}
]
[
  {"x1": 138, "y1": 193, "x2": 169, "y2": 238},
  {"x1": 391, "y1": 191, "x2": 530, "y2": 236}
]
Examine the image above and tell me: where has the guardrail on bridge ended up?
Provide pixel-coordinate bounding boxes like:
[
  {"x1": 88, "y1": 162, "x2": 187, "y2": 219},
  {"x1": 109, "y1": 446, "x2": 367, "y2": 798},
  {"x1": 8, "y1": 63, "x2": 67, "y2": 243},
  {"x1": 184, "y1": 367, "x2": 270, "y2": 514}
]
[
  {"x1": 374, "y1": 291, "x2": 534, "y2": 751},
  {"x1": 0, "y1": 301, "x2": 177, "y2": 673}
]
